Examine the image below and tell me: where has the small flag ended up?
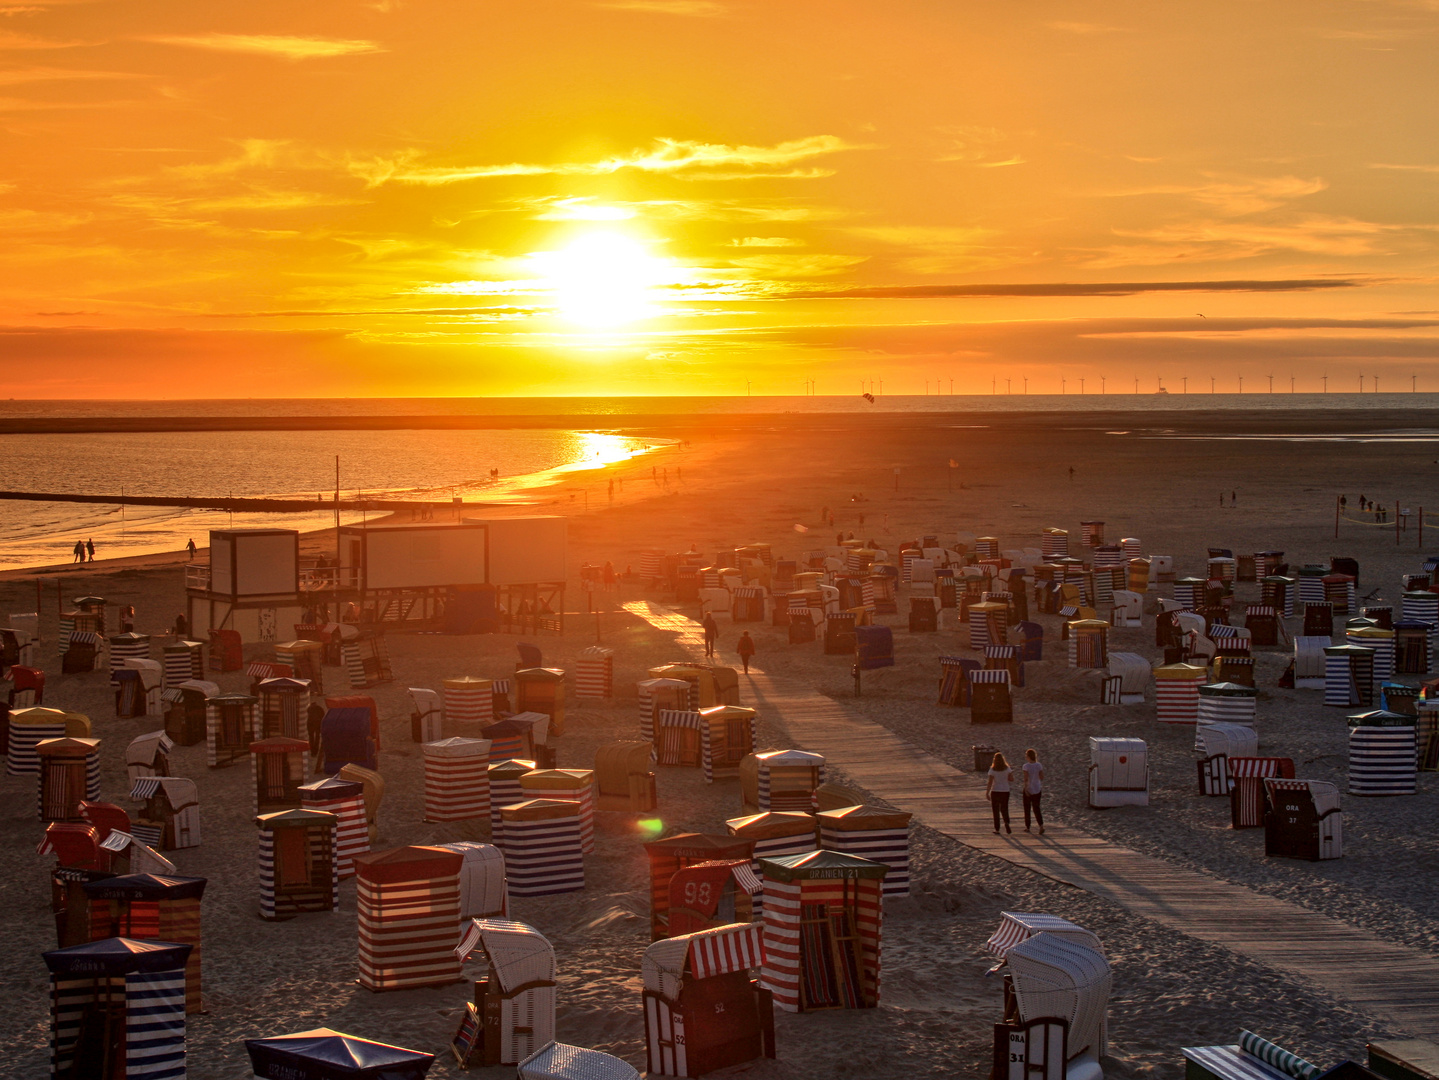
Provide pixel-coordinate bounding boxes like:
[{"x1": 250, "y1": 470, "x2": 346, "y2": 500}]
[{"x1": 949, "y1": 459, "x2": 959, "y2": 468}]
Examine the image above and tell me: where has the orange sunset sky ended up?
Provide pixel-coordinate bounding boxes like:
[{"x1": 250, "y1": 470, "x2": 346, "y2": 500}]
[{"x1": 3, "y1": 0, "x2": 1439, "y2": 397}]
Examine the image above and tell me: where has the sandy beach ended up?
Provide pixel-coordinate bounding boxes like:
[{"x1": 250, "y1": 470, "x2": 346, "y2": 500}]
[{"x1": 1, "y1": 406, "x2": 1435, "y2": 1078}]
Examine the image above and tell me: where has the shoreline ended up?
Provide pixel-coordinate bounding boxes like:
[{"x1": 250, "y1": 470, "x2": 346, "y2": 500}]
[{"x1": 0, "y1": 434, "x2": 696, "y2": 580}]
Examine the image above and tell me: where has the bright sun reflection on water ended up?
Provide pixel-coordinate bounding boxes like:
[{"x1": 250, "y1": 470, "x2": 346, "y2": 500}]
[{"x1": 575, "y1": 431, "x2": 643, "y2": 464}]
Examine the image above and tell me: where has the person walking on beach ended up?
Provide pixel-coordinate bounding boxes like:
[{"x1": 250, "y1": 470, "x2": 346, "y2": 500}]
[
  {"x1": 702, "y1": 612, "x2": 718, "y2": 658},
  {"x1": 1021, "y1": 748, "x2": 1045, "y2": 835},
  {"x1": 85, "y1": 538, "x2": 95, "y2": 562},
  {"x1": 986, "y1": 752, "x2": 1013, "y2": 835},
  {"x1": 72, "y1": 540, "x2": 84, "y2": 563},
  {"x1": 186, "y1": 538, "x2": 197, "y2": 560},
  {"x1": 736, "y1": 631, "x2": 755, "y2": 674}
]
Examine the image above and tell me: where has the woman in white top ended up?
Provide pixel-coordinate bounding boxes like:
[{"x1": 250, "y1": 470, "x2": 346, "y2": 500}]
[
  {"x1": 985, "y1": 752, "x2": 1013, "y2": 834},
  {"x1": 1021, "y1": 748, "x2": 1044, "y2": 835}
]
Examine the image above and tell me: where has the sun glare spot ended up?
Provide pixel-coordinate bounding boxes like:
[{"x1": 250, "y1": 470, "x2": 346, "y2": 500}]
[
  {"x1": 532, "y1": 231, "x2": 671, "y2": 327},
  {"x1": 576, "y1": 432, "x2": 639, "y2": 464}
]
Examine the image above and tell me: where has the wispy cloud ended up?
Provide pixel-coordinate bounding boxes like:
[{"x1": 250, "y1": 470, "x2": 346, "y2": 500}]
[
  {"x1": 0, "y1": 94, "x2": 136, "y2": 110},
  {"x1": 730, "y1": 253, "x2": 866, "y2": 278},
  {"x1": 159, "y1": 138, "x2": 296, "y2": 179},
  {"x1": 349, "y1": 135, "x2": 864, "y2": 186},
  {"x1": 520, "y1": 196, "x2": 636, "y2": 221},
  {"x1": 0, "y1": 0, "x2": 100, "y2": 12},
  {"x1": 0, "y1": 65, "x2": 139, "y2": 85},
  {"x1": 1099, "y1": 173, "x2": 1327, "y2": 215},
  {"x1": 1371, "y1": 162, "x2": 1439, "y2": 174},
  {"x1": 0, "y1": 29, "x2": 89, "y2": 48},
  {"x1": 776, "y1": 278, "x2": 1370, "y2": 300},
  {"x1": 141, "y1": 33, "x2": 384, "y2": 60},
  {"x1": 1086, "y1": 215, "x2": 1393, "y2": 266},
  {"x1": 731, "y1": 236, "x2": 804, "y2": 248},
  {"x1": 595, "y1": 0, "x2": 727, "y2": 14}
]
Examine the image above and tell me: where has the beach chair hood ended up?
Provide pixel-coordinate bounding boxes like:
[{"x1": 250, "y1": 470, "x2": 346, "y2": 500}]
[
  {"x1": 455, "y1": 917, "x2": 556, "y2": 992},
  {"x1": 985, "y1": 912, "x2": 1104, "y2": 958},
  {"x1": 1005, "y1": 932, "x2": 1111, "y2": 1060},
  {"x1": 642, "y1": 921, "x2": 766, "y2": 1000}
]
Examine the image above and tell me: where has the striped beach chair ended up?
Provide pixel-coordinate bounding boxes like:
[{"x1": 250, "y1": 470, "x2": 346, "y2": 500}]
[
  {"x1": 1228, "y1": 757, "x2": 1295, "y2": 828},
  {"x1": 1182, "y1": 1030, "x2": 1320, "y2": 1080}
]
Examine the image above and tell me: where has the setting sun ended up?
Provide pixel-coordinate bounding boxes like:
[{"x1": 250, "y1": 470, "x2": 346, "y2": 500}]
[{"x1": 532, "y1": 232, "x2": 672, "y2": 328}]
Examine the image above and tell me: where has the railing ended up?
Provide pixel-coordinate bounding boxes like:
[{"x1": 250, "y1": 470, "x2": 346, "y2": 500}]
[
  {"x1": 300, "y1": 566, "x2": 359, "y2": 592},
  {"x1": 186, "y1": 562, "x2": 358, "y2": 592}
]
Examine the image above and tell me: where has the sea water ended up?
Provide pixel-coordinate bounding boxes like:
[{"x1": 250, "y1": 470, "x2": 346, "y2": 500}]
[{"x1": 0, "y1": 426, "x2": 656, "y2": 569}]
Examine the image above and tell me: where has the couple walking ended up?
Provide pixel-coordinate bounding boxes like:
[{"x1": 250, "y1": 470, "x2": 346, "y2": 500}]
[
  {"x1": 702, "y1": 612, "x2": 756, "y2": 673},
  {"x1": 985, "y1": 749, "x2": 1044, "y2": 835}
]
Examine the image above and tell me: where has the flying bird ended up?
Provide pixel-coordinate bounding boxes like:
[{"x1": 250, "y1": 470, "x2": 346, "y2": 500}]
[{"x1": 1197, "y1": 313, "x2": 1206, "y2": 318}]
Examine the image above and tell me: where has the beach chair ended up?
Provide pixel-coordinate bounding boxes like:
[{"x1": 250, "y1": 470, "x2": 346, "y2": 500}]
[
  {"x1": 643, "y1": 922, "x2": 773, "y2": 1077},
  {"x1": 1182, "y1": 1030, "x2": 1321, "y2": 1080},
  {"x1": 455, "y1": 918, "x2": 557, "y2": 1065},
  {"x1": 1263, "y1": 779, "x2": 1342, "y2": 860},
  {"x1": 1229, "y1": 757, "x2": 1296, "y2": 828}
]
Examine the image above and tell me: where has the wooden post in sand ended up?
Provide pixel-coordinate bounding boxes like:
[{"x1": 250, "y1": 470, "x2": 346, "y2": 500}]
[{"x1": 1334, "y1": 496, "x2": 1340, "y2": 539}]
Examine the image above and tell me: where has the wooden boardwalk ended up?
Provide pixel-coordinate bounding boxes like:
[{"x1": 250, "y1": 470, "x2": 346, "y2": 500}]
[{"x1": 627, "y1": 601, "x2": 1439, "y2": 1036}]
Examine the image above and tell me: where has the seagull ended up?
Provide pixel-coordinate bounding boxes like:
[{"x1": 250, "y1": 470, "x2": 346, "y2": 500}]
[{"x1": 1197, "y1": 313, "x2": 1206, "y2": 318}]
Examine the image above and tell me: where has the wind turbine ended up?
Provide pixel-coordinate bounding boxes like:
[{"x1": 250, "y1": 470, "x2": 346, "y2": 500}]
[{"x1": 1267, "y1": 374, "x2": 1274, "y2": 393}]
